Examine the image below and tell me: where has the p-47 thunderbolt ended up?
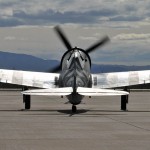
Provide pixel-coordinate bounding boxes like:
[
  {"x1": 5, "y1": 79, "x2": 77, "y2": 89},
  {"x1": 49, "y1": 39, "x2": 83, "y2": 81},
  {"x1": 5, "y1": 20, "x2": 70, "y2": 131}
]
[{"x1": 0, "y1": 26, "x2": 150, "y2": 112}]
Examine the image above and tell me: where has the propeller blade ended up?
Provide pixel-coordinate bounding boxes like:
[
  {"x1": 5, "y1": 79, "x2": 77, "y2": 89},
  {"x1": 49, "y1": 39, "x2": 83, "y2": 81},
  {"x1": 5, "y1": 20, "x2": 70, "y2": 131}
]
[
  {"x1": 49, "y1": 65, "x2": 61, "y2": 73},
  {"x1": 86, "y1": 36, "x2": 110, "y2": 53},
  {"x1": 54, "y1": 26, "x2": 72, "y2": 50}
]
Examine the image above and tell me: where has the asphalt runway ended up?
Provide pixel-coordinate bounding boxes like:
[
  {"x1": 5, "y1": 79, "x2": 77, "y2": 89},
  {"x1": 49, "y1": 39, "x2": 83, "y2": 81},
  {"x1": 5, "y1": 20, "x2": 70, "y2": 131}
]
[{"x1": 0, "y1": 90, "x2": 150, "y2": 150}]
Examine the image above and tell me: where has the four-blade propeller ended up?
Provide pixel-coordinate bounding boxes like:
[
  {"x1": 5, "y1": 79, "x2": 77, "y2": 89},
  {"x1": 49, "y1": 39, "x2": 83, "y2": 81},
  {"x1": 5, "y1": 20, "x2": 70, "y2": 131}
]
[
  {"x1": 54, "y1": 26, "x2": 72, "y2": 51},
  {"x1": 50, "y1": 26, "x2": 110, "y2": 72}
]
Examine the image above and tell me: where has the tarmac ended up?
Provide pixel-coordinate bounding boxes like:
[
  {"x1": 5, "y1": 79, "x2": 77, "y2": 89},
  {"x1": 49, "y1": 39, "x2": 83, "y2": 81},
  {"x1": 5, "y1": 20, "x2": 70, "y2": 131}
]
[{"x1": 0, "y1": 90, "x2": 150, "y2": 150}]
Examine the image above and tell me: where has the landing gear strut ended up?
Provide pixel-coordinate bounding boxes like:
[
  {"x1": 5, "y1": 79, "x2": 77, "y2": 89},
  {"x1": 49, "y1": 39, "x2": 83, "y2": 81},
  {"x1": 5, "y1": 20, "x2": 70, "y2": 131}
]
[{"x1": 72, "y1": 105, "x2": 77, "y2": 113}]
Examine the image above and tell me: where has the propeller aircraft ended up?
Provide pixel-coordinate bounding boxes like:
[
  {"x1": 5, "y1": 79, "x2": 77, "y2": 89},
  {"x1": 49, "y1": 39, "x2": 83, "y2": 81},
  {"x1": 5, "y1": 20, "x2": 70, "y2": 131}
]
[{"x1": 0, "y1": 26, "x2": 150, "y2": 112}]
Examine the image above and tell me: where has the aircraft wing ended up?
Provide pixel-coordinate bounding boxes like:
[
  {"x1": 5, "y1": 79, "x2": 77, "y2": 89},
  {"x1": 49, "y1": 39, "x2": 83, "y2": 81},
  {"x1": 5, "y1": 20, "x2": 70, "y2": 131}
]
[
  {"x1": 77, "y1": 87, "x2": 129, "y2": 96},
  {"x1": 0, "y1": 69, "x2": 59, "y2": 88},
  {"x1": 22, "y1": 87, "x2": 73, "y2": 96},
  {"x1": 92, "y1": 70, "x2": 150, "y2": 89}
]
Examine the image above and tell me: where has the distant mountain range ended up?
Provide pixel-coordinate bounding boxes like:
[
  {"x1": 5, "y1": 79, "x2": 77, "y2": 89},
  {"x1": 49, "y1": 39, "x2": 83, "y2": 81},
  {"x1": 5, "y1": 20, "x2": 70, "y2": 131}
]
[
  {"x1": 0, "y1": 51, "x2": 150, "y2": 73},
  {"x1": 0, "y1": 51, "x2": 59, "y2": 72}
]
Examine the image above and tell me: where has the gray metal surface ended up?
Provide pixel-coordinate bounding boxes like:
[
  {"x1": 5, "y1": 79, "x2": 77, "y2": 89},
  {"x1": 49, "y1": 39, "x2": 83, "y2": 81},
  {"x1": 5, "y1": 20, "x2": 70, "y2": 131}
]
[
  {"x1": 0, "y1": 69, "x2": 59, "y2": 88},
  {"x1": 0, "y1": 90, "x2": 150, "y2": 150},
  {"x1": 92, "y1": 70, "x2": 150, "y2": 88}
]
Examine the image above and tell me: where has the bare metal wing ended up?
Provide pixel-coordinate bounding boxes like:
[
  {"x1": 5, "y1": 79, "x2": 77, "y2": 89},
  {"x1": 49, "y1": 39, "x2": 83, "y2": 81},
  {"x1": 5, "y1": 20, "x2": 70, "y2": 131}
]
[
  {"x1": 22, "y1": 87, "x2": 73, "y2": 96},
  {"x1": 0, "y1": 69, "x2": 59, "y2": 88},
  {"x1": 77, "y1": 87, "x2": 129, "y2": 96},
  {"x1": 92, "y1": 70, "x2": 150, "y2": 89}
]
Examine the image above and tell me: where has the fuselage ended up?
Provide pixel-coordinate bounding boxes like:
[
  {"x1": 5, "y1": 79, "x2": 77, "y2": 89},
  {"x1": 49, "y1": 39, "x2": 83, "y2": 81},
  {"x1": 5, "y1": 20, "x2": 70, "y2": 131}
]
[{"x1": 58, "y1": 48, "x2": 92, "y2": 105}]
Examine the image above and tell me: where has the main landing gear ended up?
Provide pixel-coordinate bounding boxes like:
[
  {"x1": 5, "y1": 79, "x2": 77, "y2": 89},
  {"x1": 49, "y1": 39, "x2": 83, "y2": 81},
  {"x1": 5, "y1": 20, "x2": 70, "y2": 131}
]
[
  {"x1": 121, "y1": 87, "x2": 129, "y2": 111},
  {"x1": 22, "y1": 86, "x2": 31, "y2": 110},
  {"x1": 72, "y1": 105, "x2": 77, "y2": 113},
  {"x1": 23, "y1": 95, "x2": 31, "y2": 109},
  {"x1": 121, "y1": 95, "x2": 128, "y2": 111}
]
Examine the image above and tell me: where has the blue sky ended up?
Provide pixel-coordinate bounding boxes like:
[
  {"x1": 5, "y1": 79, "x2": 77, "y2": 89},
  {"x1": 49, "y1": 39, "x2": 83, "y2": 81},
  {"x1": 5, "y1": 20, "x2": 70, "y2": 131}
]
[{"x1": 0, "y1": 0, "x2": 150, "y2": 65}]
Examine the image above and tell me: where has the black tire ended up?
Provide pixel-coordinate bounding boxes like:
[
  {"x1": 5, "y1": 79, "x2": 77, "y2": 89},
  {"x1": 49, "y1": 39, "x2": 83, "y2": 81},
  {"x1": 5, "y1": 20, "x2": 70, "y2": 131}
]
[
  {"x1": 72, "y1": 105, "x2": 77, "y2": 113},
  {"x1": 121, "y1": 95, "x2": 127, "y2": 111},
  {"x1": 23, "y1": 95, "x2": 31, "y2": 110}
]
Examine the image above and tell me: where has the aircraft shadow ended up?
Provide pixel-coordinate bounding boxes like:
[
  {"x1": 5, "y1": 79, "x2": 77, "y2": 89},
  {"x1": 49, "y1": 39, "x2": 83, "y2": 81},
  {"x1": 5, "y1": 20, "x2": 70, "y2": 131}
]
[
  {"x1": 58, "y1": 109, "x2": 88, "y2": 116},
  {"x1": 0, "y1": 109, "x2": 150, "y2": 116}
]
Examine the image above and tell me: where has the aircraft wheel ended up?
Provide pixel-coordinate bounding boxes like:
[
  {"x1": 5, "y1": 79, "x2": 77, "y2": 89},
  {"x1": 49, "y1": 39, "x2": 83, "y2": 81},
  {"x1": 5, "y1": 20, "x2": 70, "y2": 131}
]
[
  {"x1": 121, "y1": 95, "x2": 127, "y2": 111},
  {"x1": 23, "y1": 95, "x2": 31, "y2": 110},
  {"x1": 72, "y1": 105, "x2": 77, "y2": 113}
]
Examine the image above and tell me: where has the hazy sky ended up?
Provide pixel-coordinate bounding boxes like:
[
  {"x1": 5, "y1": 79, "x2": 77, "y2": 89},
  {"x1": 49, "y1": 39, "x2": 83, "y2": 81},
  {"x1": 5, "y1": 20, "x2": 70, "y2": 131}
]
[{"x1": 0, "y1": 0, "x2": 150, "y2": 65}]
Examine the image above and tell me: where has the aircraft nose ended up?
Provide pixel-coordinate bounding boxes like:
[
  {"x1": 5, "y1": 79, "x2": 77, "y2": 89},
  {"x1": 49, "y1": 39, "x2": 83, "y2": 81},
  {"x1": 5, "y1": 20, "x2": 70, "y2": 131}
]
[{"x1": 74, "y1": 51, "x2": 79, "y2": 58}]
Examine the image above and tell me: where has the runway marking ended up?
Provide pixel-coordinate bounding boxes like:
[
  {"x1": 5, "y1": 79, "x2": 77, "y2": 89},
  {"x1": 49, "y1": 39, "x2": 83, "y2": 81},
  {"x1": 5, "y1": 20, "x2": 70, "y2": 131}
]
[{"x1": 105, "y1": 116, "x2": 150, "y2": 132}]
